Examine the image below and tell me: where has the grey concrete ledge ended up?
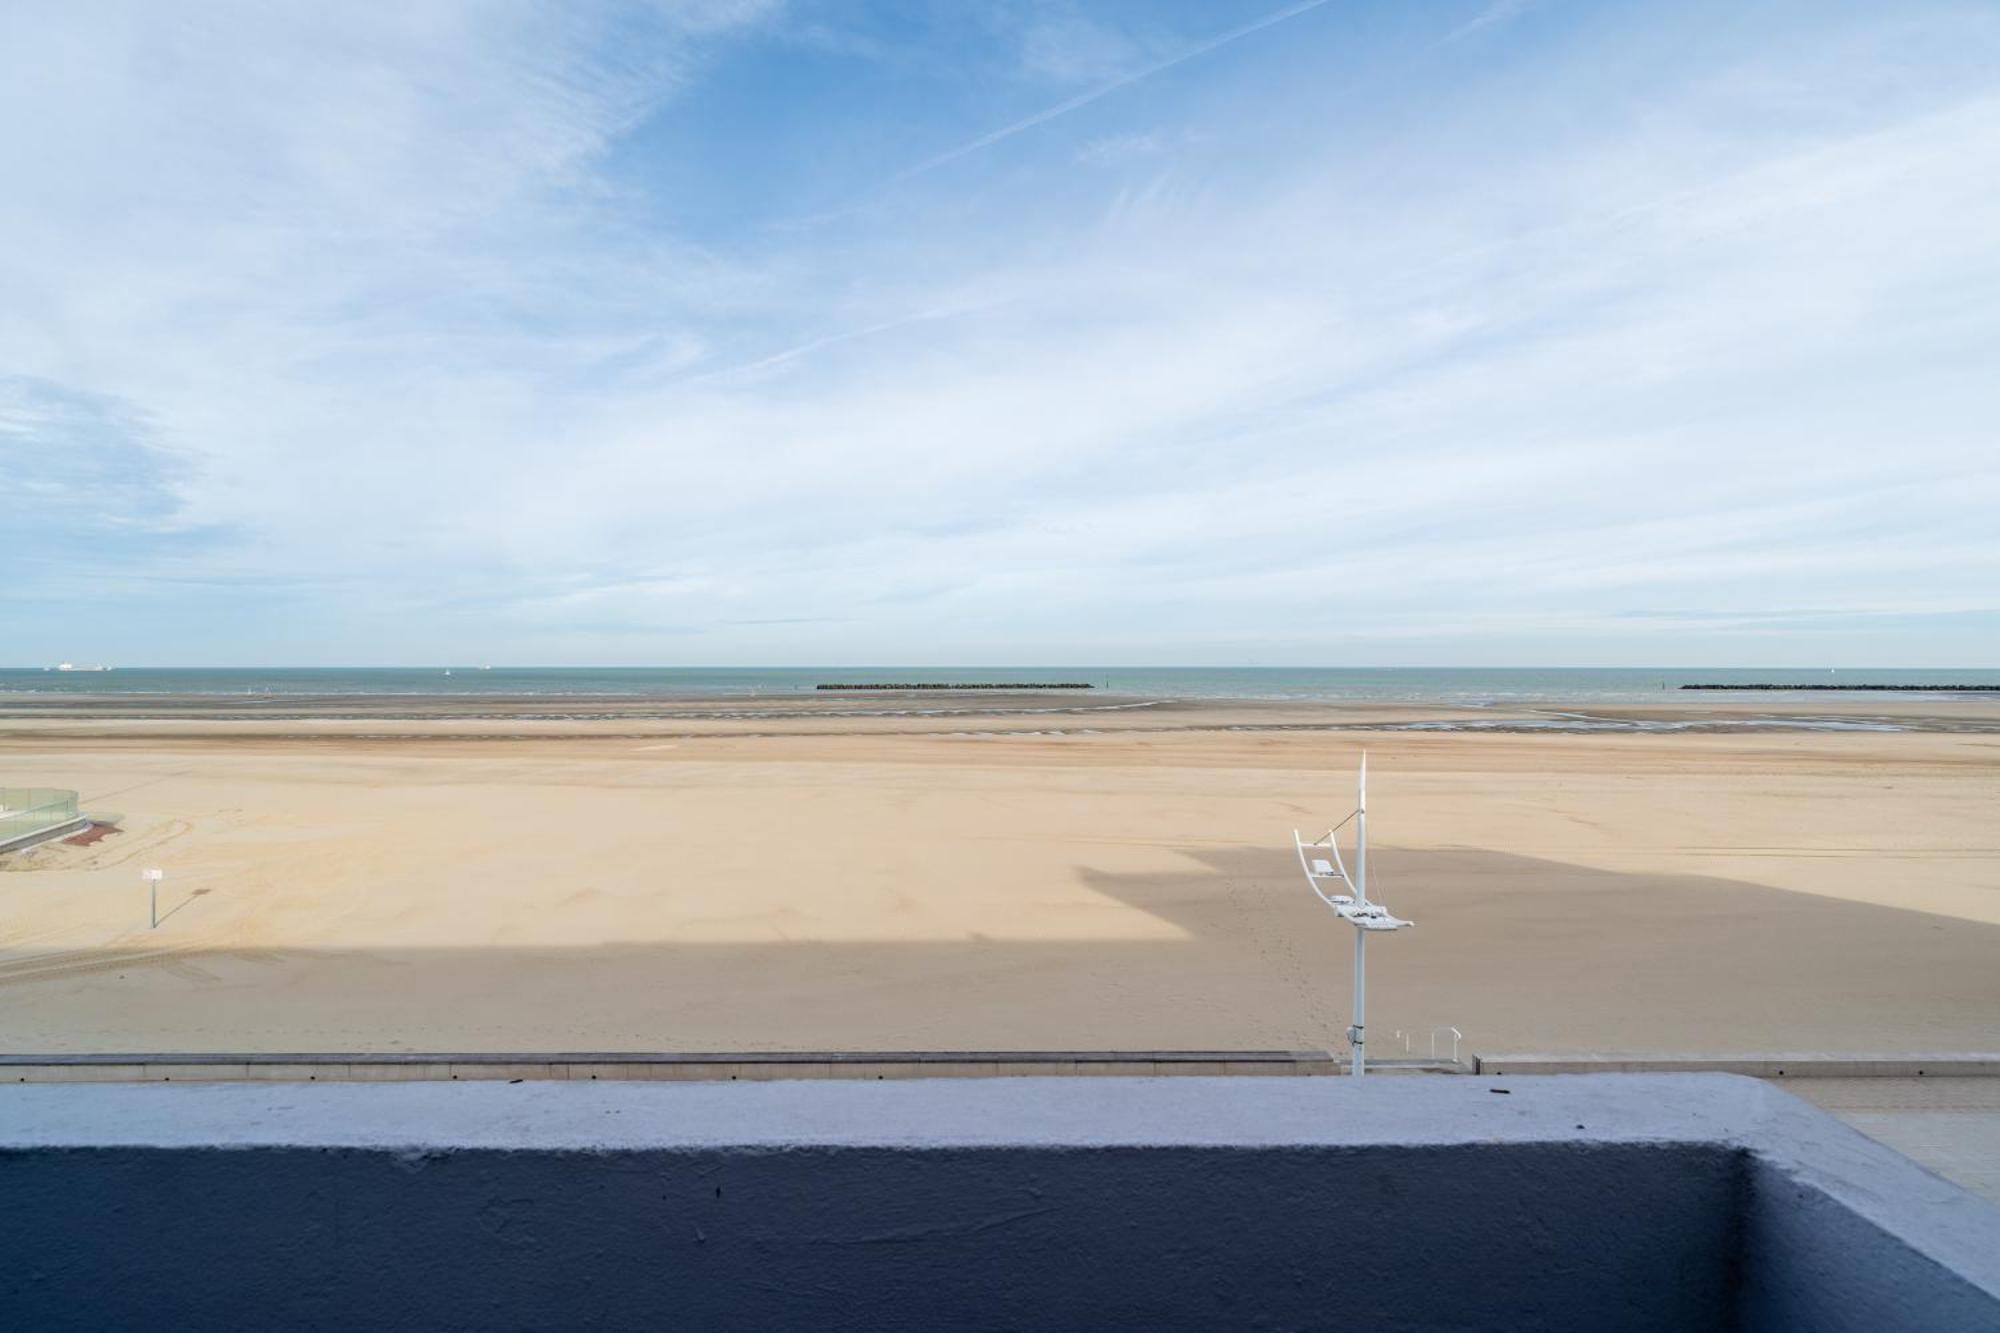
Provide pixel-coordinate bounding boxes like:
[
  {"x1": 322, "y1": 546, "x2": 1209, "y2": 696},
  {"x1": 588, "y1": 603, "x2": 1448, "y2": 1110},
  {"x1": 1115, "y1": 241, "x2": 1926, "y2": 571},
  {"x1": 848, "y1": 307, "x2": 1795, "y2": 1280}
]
[
  {"x1": 1, "y1": 1071, "x2": 1786, "y2": 1151},
  {"x1": 0, "y1": 1049, "x2": 1468, "y2": 1082},
  {"x1": 0, "y1": 1048, "x2": 1338, "y2": 1066},
  {"x1": 0, "y1": 1075, "x2": 1995, "y2": 1331},
  {"x1": 1477, "y1": 1053, "x2": 2000, "y2": 1077}
]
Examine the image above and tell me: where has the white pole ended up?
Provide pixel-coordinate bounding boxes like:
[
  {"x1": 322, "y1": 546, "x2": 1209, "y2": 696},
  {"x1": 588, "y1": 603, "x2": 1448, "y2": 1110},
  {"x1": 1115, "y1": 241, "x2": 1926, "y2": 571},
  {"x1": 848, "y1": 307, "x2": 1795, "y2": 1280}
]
[
  {"x1": 1351, "y1": 927, "x2": 1366, "y2": 1077},
  {"x1": 1355, "y1": 751, "x2": 1368, "y2": 903},
  {"x1": 1351, "y1": 752, "x2": 1370, "y2": 1076}
]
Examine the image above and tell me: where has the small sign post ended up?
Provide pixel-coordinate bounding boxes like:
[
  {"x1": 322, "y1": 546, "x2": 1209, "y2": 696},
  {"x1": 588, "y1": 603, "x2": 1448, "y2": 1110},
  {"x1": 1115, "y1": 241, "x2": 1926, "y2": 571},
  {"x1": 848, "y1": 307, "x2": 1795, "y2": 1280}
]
[{"x1": 142, "y1": 868, "x2": 163, "y2": 929}]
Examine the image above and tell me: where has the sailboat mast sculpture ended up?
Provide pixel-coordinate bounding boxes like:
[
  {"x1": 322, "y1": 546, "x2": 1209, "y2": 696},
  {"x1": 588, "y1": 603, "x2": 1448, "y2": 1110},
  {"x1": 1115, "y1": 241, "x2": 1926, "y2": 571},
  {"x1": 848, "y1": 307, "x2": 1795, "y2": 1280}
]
[{"x1": 1294, "y1": 753, "x2": 1412, "y2": 1076}]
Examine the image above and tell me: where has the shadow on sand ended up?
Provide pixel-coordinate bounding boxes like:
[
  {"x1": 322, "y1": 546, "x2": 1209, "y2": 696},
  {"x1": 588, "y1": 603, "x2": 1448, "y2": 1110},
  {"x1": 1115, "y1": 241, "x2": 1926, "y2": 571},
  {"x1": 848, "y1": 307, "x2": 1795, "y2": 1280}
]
[{"x1": 1, "y1": 846, "x2": 1995, "y2": 1056}]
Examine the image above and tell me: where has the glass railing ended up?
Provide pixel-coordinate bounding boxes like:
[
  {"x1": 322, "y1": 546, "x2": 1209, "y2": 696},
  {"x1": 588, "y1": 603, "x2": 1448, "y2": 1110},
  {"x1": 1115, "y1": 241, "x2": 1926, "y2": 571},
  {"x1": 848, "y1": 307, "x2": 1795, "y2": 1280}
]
[{"x1": 0, "y1": 788, "x2": 81, "y2": 846}]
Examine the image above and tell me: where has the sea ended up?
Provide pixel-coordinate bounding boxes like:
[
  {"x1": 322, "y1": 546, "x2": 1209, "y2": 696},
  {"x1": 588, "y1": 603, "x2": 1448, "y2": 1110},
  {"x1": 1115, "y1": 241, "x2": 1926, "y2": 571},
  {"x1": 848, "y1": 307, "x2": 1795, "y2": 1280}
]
[{"x1": 2, "y1": 666, "x2": 1995, "y2": 707}]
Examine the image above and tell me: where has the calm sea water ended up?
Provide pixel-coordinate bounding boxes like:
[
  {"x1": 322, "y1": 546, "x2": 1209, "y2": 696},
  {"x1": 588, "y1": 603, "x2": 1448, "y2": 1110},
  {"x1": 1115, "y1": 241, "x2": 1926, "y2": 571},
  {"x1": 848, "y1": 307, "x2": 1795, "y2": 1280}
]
[{"x1": 2, "y1": 666, "x2": 1995, "y2": 706}]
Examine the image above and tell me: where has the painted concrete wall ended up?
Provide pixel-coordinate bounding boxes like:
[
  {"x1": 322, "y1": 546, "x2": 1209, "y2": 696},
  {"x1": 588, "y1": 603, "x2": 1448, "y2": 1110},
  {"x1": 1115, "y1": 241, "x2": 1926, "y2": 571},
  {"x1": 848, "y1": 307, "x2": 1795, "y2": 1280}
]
[{"x1": 2, "y1": 1076, "x2": 1996, "y2": 1332}]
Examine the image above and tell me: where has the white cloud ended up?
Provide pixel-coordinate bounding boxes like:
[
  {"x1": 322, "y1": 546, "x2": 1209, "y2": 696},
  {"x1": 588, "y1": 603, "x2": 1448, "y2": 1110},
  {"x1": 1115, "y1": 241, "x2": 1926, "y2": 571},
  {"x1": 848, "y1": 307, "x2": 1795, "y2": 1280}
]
[
  {"x1": 2, "y1": 1, "x2": 1997, "y2": 664},
  {"x1": 1075, "y1": 131, "x2": 1167, "y2": 166},
  {"x1": 1447, "y1": 0, "x2": 1536, "y2": 45}
]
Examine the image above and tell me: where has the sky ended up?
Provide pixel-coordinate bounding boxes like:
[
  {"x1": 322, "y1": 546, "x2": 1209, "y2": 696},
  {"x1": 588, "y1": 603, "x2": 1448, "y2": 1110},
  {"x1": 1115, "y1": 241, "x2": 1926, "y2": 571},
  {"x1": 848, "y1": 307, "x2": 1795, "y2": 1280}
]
[{"x1": 3, "y1": 0, "x2": 1997, "y2": 667}]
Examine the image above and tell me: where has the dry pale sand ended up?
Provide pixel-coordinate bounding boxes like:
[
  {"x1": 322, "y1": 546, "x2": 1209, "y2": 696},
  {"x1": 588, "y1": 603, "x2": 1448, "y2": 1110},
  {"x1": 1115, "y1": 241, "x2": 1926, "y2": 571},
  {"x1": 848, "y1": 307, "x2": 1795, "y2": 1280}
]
[{"x1": 1, "y1": 696, "x2": 1996, "y2": 1056}]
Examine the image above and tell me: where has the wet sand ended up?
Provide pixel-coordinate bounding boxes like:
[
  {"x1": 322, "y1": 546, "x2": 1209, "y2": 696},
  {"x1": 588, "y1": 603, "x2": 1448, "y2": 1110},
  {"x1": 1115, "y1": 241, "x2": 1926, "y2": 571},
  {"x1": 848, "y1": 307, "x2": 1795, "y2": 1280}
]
[{"x1": 1, "y1": 693, "x2": 1995, "y2": 1056}]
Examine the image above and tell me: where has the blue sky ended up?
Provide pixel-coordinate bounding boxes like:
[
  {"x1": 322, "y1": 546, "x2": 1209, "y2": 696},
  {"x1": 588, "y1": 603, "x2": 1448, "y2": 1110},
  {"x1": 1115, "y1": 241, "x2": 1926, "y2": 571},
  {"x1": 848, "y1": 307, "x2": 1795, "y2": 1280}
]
[{"x1": 3, "y1": 0, "x2": 1997, "y2": 666}]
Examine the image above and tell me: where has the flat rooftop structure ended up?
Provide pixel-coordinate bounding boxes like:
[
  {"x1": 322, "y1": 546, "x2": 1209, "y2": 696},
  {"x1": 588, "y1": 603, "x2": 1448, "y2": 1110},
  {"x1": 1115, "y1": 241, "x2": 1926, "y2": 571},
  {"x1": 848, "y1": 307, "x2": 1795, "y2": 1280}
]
[{"x1": 1, "y1": 1074, "x2": 1995, "y2": 1330}]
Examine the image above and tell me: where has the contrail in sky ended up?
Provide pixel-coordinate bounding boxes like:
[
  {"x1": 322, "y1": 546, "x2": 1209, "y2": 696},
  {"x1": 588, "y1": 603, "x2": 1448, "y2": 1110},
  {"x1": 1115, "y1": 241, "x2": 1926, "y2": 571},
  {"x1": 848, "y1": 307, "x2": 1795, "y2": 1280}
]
[{"x1": 892, "y1": 0, "x2": 1339, "y2": 184}]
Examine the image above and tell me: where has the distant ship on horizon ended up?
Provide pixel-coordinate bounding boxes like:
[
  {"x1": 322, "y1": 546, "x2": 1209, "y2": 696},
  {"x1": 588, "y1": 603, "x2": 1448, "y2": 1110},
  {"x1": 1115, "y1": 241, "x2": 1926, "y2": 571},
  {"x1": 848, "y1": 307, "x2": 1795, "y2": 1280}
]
[{"x1": 51, "y1": 662, "x2": 113, "y2": 672}]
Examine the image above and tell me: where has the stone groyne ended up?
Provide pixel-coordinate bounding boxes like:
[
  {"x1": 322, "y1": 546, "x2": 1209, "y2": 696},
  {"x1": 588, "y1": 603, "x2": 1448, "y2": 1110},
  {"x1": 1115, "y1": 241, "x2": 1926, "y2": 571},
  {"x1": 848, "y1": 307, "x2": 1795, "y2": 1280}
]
[
  {"x1": 816, "y1": 682, "x2": 1094, "y2": 690},
  {"x1": 1679, "y1": 683, "x2": 1998, "y2": 692}
]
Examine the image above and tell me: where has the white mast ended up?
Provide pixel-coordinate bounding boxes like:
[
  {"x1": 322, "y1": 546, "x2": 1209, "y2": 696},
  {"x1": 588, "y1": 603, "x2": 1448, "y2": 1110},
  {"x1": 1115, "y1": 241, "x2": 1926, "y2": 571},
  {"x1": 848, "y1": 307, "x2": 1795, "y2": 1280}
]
[
  {"x1": 1355, "y1": 750, "x2": 1367, "y2": 898},
  {"x1": 1351, "y1": 751, "x2": 1367, "y2": 1078},
  {"x1": 1292, "y1": 751, "x2": 1410, "y2": 1077}
]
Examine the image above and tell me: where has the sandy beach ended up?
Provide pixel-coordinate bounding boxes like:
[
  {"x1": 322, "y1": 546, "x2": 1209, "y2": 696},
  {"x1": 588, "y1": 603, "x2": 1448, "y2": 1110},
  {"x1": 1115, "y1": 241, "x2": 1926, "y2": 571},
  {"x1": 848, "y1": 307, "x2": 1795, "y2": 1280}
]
[{"x1": 2, "y1": 693, "x2": 1996, "y2": 1056}]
